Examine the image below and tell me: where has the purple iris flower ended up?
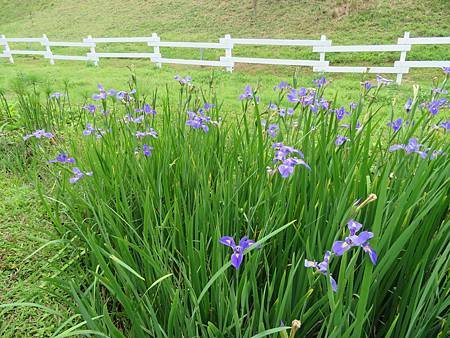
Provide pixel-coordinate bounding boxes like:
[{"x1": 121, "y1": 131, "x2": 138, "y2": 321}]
[
  {"x1": 349, "y1": 102, "x2": 357, "y2": 110},
  {"x1": 203, "y1": 103, "x2": 215, "y2": 111},
  {"x1": 143, "y1": 103, "x2": 157, "y2": 115},
  {"x1": 273, "y1": 81, "x2": 290, "y2": 91},
  {"x1": 186, "y1": 110, "x2": 218, "y2": 133},
  {"x1": 432, "y1": 88, "x2": 448, "y2": 95},
  {"x1": 142, "y1": 144, "x2": 153, "y2": 157},
  {"x1": 107, "y1": 89, "x2": 117, "y2": 96},
  {"x1": 313, "y1": 76, "x2": 328, "y2": 88},
  {"x1": 376, "y1": 75, "x2": 393, "y2": 85},
  {"x1": 320, "y1": 98, "x2": 330, "y2": 110},
  {"x1": 278, "y1": 107, "x2": 295, "y2": 117},
  {"x1": 362, "y1": 81, "x2": 373, "y2": 90},
  {"x1": 93, "y1": 92, "x2": 106, "y2": 101},
  {"x1": 332, "y1": 219, "x2": 377, "y2": 265},
  {"x1": 83, "y1": 124, "x2": 106, "y2": 138},
  {"x1": 389, "y1": 138, "x2": 427, "y2": 159},
  {"x1": 278, "y1": 164, "x2": 294, "y2": 178},
  {"x1": 239, "y1": 85, "x2": 259, "y2": 102},
  {"x1": 69, "y1": 167, "x2": 93, "y2": 184},
  {"x1": 267, "y1": 124, "x2": 279, "y2": 138},
  {"x1": 49, "y1": 92, "x2": 64, "y2": 99},
  {"x1": 83, "y1": 123, "x2": 95, "y2": 136},
  {"x1": 273, "y1": 143, "x2": 305, "y2": 161},
  {"x1": 268, "y1": 103, "x2": 278, "y2": 111},
  {"x1": 302, "y1": 94, "x2": 315, "y2": 107},
  {"x1": 82, "y1": 104, "x2": 97, "y2": 114},
  {"x1": 124, "y1": 115, "x2": 145, "y2": 124},
  {"x1": 174, "y1": 75, "x2": 192, "y2": 85},
  {"x1": 219, "y1": 236, "x2": 255, "y2": 269},
  {"x1": 388, "y1": 118, "x2": 403, "y2": 132},
  {"x1": 272, "y1": 143, "x2": 310, "y2": 178},
  {"x1": 335, "y1": 107, "x2": 349, "y2": 121},
  {"x1": 281, "y1": 157, "x2": 311, "y2": 174},
  {"x1": 135, "y1": 128, "x2": 158, "y2": 139},
  {"x1": 439, "y1": 121, "x2": 450, "y2": 131},
  {"x1": 443, "y1": 67, "x2": 450, "y2": 74},
  {"x1": 48, "y1": 153, "x2": 76, "y2": 164},
  {"x1": 404, "y1": 98, "x2": 413, "y2": 112},
  {"x1": 287, "y1": 88, "x2": 307, "y2": 103},
  {"x1": 134, "y1": 144, "x2": 153, "y2": 157},
  {"x1": 304, "y1": 251, "x2": 337, "y2": 292},
  {"x1": 427, "y1": 98, "x2": 448, "y2": 115},
  {"x1": 93, "y1": 85, "x2": 107, "y2": 101},
  {"x1": 335, "y1": 135, "x2": 349, "y2": 146},
  {"x1": 23, "y1": 129, "x2": 54, "y2": 141}
]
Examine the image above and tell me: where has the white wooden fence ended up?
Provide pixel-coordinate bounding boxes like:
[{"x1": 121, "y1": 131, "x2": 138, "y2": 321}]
[{"x1": 1, "y1": 32, "x2": 449, "y2": 84}]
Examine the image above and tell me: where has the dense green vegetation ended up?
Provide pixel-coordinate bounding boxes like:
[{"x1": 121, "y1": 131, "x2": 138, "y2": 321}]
[{"x1": 1, "y1": 69, "x2": 449, "y2": 336}]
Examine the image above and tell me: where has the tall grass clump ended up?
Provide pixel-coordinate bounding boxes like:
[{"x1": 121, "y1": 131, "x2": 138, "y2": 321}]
[{"x1": 10, "y1": 70, "x2": 450, "y2": 337}]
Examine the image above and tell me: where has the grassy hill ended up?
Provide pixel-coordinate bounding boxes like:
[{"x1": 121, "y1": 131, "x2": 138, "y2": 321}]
[{"x1": 1, "y1": 0, "x2": 449, "y2": 43}]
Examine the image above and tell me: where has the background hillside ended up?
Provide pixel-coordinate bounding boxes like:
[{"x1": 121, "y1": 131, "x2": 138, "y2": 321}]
[{"x1": 1, "y1": 0, "x2": 449, "y2": 42}]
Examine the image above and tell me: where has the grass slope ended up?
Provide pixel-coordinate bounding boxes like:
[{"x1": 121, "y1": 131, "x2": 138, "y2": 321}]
[{"x1": 0, "y1": 0, "x2": 449, "y2": 42}]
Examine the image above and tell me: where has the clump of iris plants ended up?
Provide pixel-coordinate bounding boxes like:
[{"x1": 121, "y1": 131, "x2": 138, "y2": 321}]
[{"x1": 16, "y1": 71, "x2": 449, "y2": 338}]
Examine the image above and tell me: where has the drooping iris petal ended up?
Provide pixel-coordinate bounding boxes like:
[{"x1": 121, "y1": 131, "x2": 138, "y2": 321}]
[
  {"x1": 304, "y1": 259, "x2": 317, "y2": 268},
  {"x1": 231, "y1": 251, "x2": 244, "y2": 269},
  {"x1": 142, "y1": 144, "x2": 153, "y2": 157},
  {"x1": 389, "y1": 144, "x2": 404, "y2": 152},
  {"x1": 332, "y1": 240, "x2": 351, "y2": 256},
  {"x1": 330, "y1": 276, "x2": 337, "y2": 292},
  {"x1": 317, "y1": 261, "x2": 328, "y2": 274},
  {"x1": 322, "y1": 251, "x2": 331, "y2": 264},
  {"x1": 219, "y1": 236, "x2": 236, "y2": 248},
  {"x1": 335, "y1": 135, "x2": 349, "y2": 146},
  {"x1": 278, "y1": 164, "x2": 294, "y2": 178},
  {"x1": 363, "y1": 244, "x2": 378, "y2": 265}
]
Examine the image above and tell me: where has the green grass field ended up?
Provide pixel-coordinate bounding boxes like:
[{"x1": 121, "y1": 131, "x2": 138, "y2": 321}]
[{"x1": 0, "y1": 1, "x2": 449, "y2": 337}]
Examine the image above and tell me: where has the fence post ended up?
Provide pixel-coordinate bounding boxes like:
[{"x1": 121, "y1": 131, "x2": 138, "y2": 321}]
[
  {"x1": 315, "y1": 34, "x2": 328, "y2": 73},
  {"x1": 396, "y1": 31, "x2": 410, "y2": 84},
  {"x1": 86, "y1": 35, "x2": 98, "y2": 66},
  {"x1": 319, "y1": 35, "x2": 327, "y2": 63},
  {"x1": 151, "y1": 33, "x2": 162, "y2": 68},
  {"x1": 1, "y1": 34, "x2": 14, "y2": 63},
  {"x1": 223, "y1": 34, "x2": 233, "y2": 72},
  {"x1": 42, "y1": 34, "x2": 54, "y2": 65}
]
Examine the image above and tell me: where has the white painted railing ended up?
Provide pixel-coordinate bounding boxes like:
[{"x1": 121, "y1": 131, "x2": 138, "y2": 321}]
[{"x1": 1, "y1": 32, "x2": 449, "y2": 84}]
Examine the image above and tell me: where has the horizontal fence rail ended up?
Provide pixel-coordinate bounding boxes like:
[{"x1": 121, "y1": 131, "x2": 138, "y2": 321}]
[{"x1": 1, "y1": 32, "x2": 449, "y2": 84}]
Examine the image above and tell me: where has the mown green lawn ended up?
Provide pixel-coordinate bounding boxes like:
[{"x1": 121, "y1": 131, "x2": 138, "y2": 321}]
[{"x1": 0, "y1": 171, "x2": 74, "y2": 337}]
